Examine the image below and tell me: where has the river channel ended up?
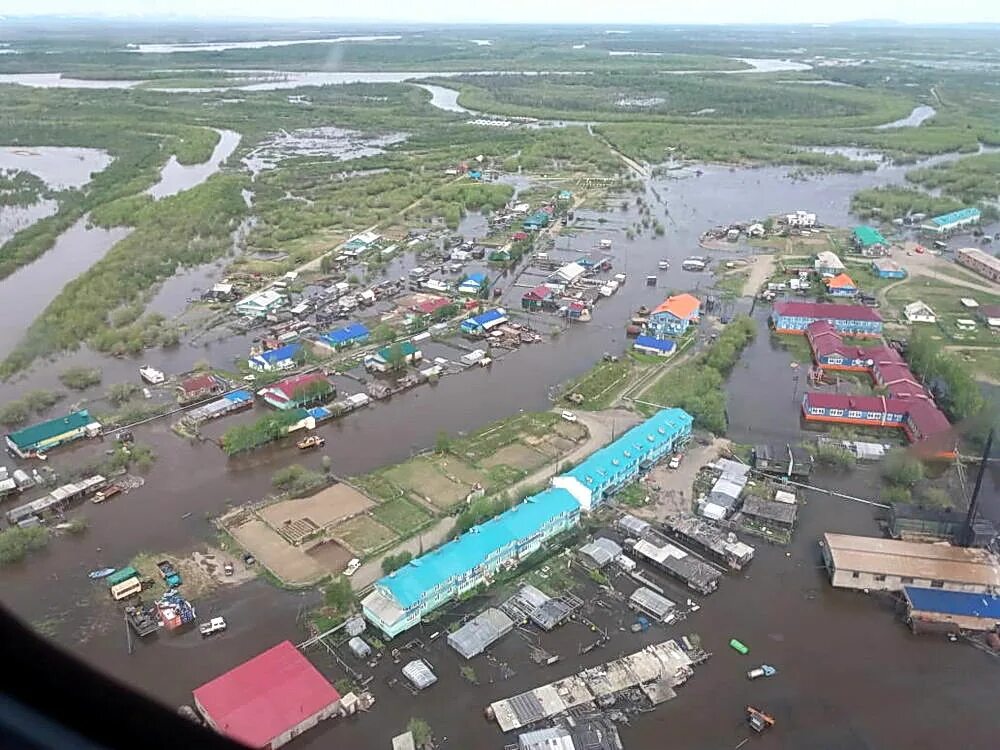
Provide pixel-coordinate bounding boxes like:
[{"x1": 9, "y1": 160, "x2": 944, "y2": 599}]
[{"x1": 0, "y1": 78, "x2": 997, "y2": 747}]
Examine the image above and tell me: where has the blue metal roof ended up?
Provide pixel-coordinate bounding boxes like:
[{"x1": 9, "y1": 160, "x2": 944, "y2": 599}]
[
  {"x1": 465, "y1": 272, "x2": 487, "y2": 284},
  {"x1": 564, "y1": 408, "x2": 693, "y2": 490},
  {"x1": 256, "y1": 342, "x2": 301, "y2": 364},
  {"x1": 930, "y1": 207, "x2": 980, "y2": 227},
  {"x1": 224, "y1": 390, "x2": 253, "y2": 403},
  {"x1": 322, "y1": 322, "x2": 369, "y2": 344},
  {"x1": 634, "y1": 336, "x2": 676, "y2": 353},
  {"x1": 379, "y1": 487, "x2": 579, "y2": 609},
  {"x1": 464, "y1": 309, "x2": 506, "y2": 327},
  {"x1": 905, "y1": 586, "x2": 1000, "y2": 619}
]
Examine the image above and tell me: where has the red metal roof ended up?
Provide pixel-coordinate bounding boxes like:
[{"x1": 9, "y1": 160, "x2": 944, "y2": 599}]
[
  {"x1": 193, "y1": 641, "x2": 340, "y2": 749},
  {"x1": 265, "y1": 372, "x2": 329, "y2": 401},
  {"x1": 523, "y1": 285, "x2": 554, "y2": 300},
  {"x1": 773, "y1": 301, "x2": 882, "y2": 323},
  {"x1": 180, "y1": 373, "x2": 219, "y2": 395},
  {"x1": 804, "y1": 392, "x2": 896, "y2": 412},
  {"x1": 905, "y1": 400, "x2": 952, "y2": 438},
  {"x1": 412, "y1": 296, "x2": 450, "y2": 315}
]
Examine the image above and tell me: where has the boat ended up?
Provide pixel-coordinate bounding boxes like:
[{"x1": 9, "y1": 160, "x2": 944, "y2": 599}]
[
  {"x1": 297, "y1": 434, "x2": 325, "y2": 450},
  {"x1": 747, "y1": 706, "x2": 775, "y2": 733},
  {"x1": 747, "y1": 664, "x2": 777, "y2": 680},
  {"x1": 139, "y1": 366, "x2": 165, "y2": 385},
  {"x1": 92, "y1": 485, "x2": 121, "y2": 504},
  {"x1": 88, "y1": 567, "x2": 116, "y2": 580},
  {"x1": 658, "y1": 260, "x2": 670, "y2": 270}
]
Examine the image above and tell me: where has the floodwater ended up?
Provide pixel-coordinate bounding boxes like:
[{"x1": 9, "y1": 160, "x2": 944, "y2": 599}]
[
  {"x1": 414, "y1": 83, "x2": 470, "y2": 114},
  {"x1": 129, "y1": 36, "x2": 403, "y2": 54},
  {"x1": 0, "y1": 198, "x2": 58, "y2": 247},
  {"x1": 2, "y1": 150, "x2": 999, "y2": 748},
  {"x1": 0, "y1": 217, "x2": 131, "y2": 357},
  {"x1": 242, "y1": 126, "x2": 408, "y2": 176},
  {"x1": 877, "y1": 105, "x2": 937, "y2": 129},
  {"x1": 147, "y1": 129, "x2": 241, "y2": 199},
  {"x1": 0, "y1": 146, "x2": 113, "y2": 189}
]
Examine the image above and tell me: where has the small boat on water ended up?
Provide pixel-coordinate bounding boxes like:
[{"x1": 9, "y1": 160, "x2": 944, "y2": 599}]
[
  {"x1": 139, "y1": 365, "x2": 165, "y2": 385},
  {"x1": 297, "y1": 434, "x2": 325, "y2": 450},
  {"x1": 747, "y1": 664, "x2": 777, "y2": 680},
  {"x1": 658, "y1": 260, "x2": 670, "y2": 270},
  {"x1": 89, "y1": 568, "x2": 116, "y2": 580}
]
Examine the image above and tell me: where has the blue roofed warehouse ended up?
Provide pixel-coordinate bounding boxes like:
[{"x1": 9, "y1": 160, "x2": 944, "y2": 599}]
[{"x1": 904, "y1": 586, "x2": 1000, "y2": 633}]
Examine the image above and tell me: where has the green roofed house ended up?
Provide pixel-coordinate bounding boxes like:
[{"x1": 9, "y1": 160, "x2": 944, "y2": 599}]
[
  {"x1": 5, "y1": 409, "x2": 101, "y2": 458},
  {"x1": 851, "y1": 226, "x2": 888, "y2": 256},
  {"x1": 364, "y1": 341, "x2": 423, "y2": 373}
]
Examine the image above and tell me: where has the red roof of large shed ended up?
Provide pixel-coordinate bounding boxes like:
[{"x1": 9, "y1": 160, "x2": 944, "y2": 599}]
[{"x1": 193, "y1": 641, "x2": 340, "y2": 749}]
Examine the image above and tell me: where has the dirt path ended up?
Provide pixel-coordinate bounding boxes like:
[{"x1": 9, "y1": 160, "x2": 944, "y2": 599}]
[
  {"x1": 741, "y1": 254, "x2": 776, "y2": 296},
  {"x1": 631, "y1": 436, "x2": 731, "y2": 522}
]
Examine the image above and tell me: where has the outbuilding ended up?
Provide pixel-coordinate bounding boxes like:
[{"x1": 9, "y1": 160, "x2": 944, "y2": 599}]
[
  {"x1": 192, "y1": 641, "x2": 341, "y2": 750},
  {"x1": 903, "y1": 300, "x2": 937, "y2": 324},
  {"x1": 249, "y1": 342, "x2": 302, "y2": 372},
  {"x1": 633, "y1": 335, "x2": 676, "y2": 357},
  {"x1": 903, "y1": 586, "x2": 1000, "y2": 633},
  {"x1": 871, "y1": 258, "x2": 906, "y2": 279}
]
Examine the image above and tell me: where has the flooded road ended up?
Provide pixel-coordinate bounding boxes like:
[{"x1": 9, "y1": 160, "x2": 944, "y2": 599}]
[
  {"x1": 0, "y1": 217, "x2": 130, "y2": 357},
  {"x1": 147, "y1": 129, "x2": 241, "y2": 199},
  {"x1": 1, "y1": 146, "x2": 998, "y2": 748}
]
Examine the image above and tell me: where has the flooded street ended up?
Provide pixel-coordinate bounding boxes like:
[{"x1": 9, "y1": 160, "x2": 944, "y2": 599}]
[{"x1": 1, "y1": 133, "x2": 998, "y2": 748}]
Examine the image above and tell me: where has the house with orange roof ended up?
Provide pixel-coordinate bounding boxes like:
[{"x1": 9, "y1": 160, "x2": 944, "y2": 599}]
[
  {"x1": 824, "y1": 273, "x2": 857, "y2": 298},
  {"x1": 647, "y1": 293, "x2": 701, "y2": 337}
]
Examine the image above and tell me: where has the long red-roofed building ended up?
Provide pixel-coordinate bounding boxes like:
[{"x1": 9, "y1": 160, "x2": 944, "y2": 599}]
[
  {"x1": 800, "y1": 322, "x2": 953, "y2": 456},
  {"x1": 193, "y1": 641, "x2": 341, "y2": 749}
]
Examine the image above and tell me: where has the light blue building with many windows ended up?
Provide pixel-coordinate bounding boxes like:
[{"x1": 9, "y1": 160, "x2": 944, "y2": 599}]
[
  {"x1": 552, "y1": 408, "x2": 693, "y2": 511},
  {"x1": 361, "y1": 408, "x2": 694, "y2": 638}
]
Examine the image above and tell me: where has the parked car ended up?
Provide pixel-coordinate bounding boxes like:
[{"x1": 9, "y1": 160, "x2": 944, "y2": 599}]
[
  {"x1": 199, "y1": 617, "x2": 227, "y2": 638},
  {"x1": 344, "y1": 558, "x2": 362, "y2": 577},
  {"x1": 561, "y1": 411, "x2": 578, "y2": 423},
  {"x1": 223, "y1": 562, "x2": 234, "y2": 577},
  {"x1": 668, "y1": 454, "x2": 684, "y2": 470}
]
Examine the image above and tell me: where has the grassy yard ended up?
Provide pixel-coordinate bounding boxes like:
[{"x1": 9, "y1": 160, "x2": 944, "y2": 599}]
[
  {"x1": 454, "y1": 411, "x2": 563, "y2": 463},
  {"x1": 561, "y1": 360, "x2": 632, "y2": 410},
  {"x1": 369, "y1": 497, "x2": 432, "y2": 536},
  {"x1": 332, "y1": 515, "x2": 397, "y2": 555},
  {"x1": 714, "y1": 269, "x2": 750, "y2": 299},
  {"x1": 948, "y1": 346, "x2": 1000, "y2": 383}
]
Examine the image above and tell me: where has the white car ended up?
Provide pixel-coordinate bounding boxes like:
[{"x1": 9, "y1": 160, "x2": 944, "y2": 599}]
[
  {"x1": 199, "y1": 617, "x2": 227, "y2": 637},
  {"x1": 561, "y1": 411, "x2": 578, "y2": 423},
  {"x1": 344, "y1": 558, "x2": 362, "y2": 577}
]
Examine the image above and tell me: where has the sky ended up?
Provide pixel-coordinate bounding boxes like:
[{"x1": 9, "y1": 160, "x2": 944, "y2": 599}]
[{"x1": 2, "y1": 1, "x2": 998, "y2": 25}]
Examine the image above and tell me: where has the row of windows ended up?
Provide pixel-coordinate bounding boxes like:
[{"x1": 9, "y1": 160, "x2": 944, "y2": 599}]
[{"x1": 850, "y1": 571, "x2": 945, "y2": 587}]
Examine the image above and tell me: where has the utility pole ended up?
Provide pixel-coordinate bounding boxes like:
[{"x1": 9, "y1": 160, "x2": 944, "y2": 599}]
[{"x1": 961, "y1": 428, "x2": 994, "y2": 547}]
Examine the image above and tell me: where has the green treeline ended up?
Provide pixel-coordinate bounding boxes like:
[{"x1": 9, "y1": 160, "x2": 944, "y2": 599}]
[
  {"x1": 643, "y1": 317, "x2": 757, "y2": 434},
  {"x1": 222, "y1": 411, "x2": 304, "y2": 455}
]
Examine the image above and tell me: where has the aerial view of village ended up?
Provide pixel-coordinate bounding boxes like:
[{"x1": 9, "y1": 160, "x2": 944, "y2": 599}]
[{"x1": 1, "y1": 7, "x2": 999, "y2": 750}]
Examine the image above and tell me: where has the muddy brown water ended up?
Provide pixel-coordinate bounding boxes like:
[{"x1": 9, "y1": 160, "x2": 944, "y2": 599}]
[{"x1": 2, "y1": 158, "x2": 999, "y2": 748}]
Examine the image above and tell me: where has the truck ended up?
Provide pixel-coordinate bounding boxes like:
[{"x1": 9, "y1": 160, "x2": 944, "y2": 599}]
[
  {"x1": 157, "y1": 560, "x2": 183, "y2": 588},
  {"x1": 199, "y1": 617, "x2": 227, "y2": 638}
]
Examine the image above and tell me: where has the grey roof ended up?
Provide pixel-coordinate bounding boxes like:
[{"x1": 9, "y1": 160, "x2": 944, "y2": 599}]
[
  {"x1": 633, "y1": 538, "x2": 724, "y2": 595},
  {"x1": 711, "y1": 458, "x2": 751, "y2": 483},
  {"x1": 629, "y1": 587, "x2": 676, "y2": 620},
  {"x1": 518, "y1": 726, "x2": 574, "y2": 750},
  {"x1": 531, "y1": 598, "x2": 574, "y2": 631},
  {"x1": 348, "y1": 636, "x2": 371, "y2": 659},
  {"x1": 402, "y1": 659, "x2": 437, "y2": 690},
  {"x1": 709, "y1": 477, "x2": 745, "y2": 508},
  {"x1": 742, "y1": 496, "x2": 798, "y2": 526},
  {"x1": 392, "y1": 732, "x2": 417, "y2": 750},
  {"x1": 579, "y1": 537, "x2": 623, "y2": 567},
  {"x1": 447, "y1": 608, "x2": 514, "y2": 659},
  {"x1": 617, "y1": 513, "x2": 651, "y2": 536},
  {"x1": 508, "y1": 691, "x2": 547, "y2": 727}
]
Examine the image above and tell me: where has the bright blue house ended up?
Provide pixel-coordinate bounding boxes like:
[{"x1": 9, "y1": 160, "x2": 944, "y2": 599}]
[
  {"x1": 458, "y1": 272, "x2": 487, "y2": 296},
  {"x1": 460, "y1": 308, "x2": 508, "y2": 336},
  {"x1": 316, "y1": 322, "x2": 369, "y2": 350},
  {"x1": 634, "y1": 335, "x2": 676, "y2": 357},
  {"x1": 248, "y1": 342, "x2": 302, "y2": 372},
  {"x1": 647, "y1": 294, "x2": 700, "y2": 338}
]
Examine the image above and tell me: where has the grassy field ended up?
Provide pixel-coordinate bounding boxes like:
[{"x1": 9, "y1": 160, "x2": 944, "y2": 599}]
[
  {"x1": 384, "y1": 456, "x2": 477, "y2": 510},
  {"x1": 561, "y1": 360, "x2": 632, "y2": 410},
  {"x1": 369, "y1": 497, "x2": 432, "y2": 536},
  {"x1": 331, "y1": 516, "x2": 397, "y2": 555}
]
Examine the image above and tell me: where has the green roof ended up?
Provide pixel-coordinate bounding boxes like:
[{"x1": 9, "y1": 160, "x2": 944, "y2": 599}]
[
  {"x1": 377, "y1": 341, "x2": 418, "y2": 359},
  {"x1": 7, "y1": 410, "x2": 92, "y2": 450},
  {"x1": 853, "y1": 226, "x2": 886, "y2": 248}
]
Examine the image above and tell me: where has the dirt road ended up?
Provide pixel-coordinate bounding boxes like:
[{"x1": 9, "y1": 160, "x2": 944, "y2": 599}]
[{"x1": 631, "y1": 436, "x2": 730, "y2": 522}]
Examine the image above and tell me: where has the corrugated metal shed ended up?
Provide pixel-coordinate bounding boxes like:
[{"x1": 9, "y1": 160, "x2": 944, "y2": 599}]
[
  {"x1": 518, "y1": 726, "x2": 574, "y2": 750},
  {"x1": 904, "y1": 587, "x2": 1000, "y2": 619},
  {"x1": 617, "y1": 513, "x2": 651, "y2": 537},
  {"x1": 447, "y1": 608, "x2": 514, "y2": 659},
  {"x1": 347, "y1": 637, "x2": 371, "y2": 659},
  {"x1": 629, "y1": 587, "x2": 675, "y2": 620},
  {"x1": 578, "y1": 537, "x2": 623, "y2": 568},
  {"x1": 402, "y1": 659, "x2": 437, "y2": 690}
]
